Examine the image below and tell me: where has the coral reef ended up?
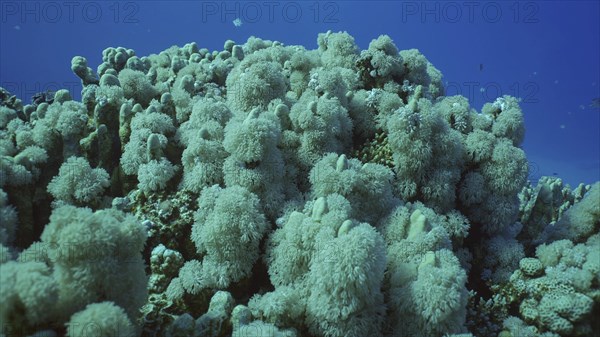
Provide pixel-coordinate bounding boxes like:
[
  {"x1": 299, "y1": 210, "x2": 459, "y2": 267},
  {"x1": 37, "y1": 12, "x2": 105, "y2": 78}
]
[{"x1": 0, "y1": 31, "x2": 598, "y2": 337}]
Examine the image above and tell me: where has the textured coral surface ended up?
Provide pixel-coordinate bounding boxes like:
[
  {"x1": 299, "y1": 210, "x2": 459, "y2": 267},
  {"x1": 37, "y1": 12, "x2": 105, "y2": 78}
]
[{"x1": 0, "y1": 32, "x2": 598, "y2": 337}]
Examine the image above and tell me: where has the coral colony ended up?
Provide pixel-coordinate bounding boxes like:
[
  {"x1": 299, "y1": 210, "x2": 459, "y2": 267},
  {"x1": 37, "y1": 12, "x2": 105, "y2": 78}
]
[{"x1": 0, "y1": 31, "x2": 598, "y2": 337}]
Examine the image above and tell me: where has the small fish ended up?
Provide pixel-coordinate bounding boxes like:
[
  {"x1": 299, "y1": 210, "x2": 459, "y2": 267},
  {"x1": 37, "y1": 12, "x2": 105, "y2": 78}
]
[
  {"x1": 590, "y1": 97, "x2": 600, "y2": 108},
  {"x1": 479, "y1": 63, "x2": 483, "y2": 71},
  {"x1": 233, "y1": 18, "x2": 243, "y2": 27}
]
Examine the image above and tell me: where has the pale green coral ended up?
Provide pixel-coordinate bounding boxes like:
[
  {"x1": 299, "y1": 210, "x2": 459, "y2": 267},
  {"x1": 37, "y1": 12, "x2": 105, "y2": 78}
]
[
  {"x1": 47, "y1": 156, "x2": 110, "y2": 206},
  {"x1": 0, "y1": 31, "x2": 597, "y2": 337},
  {"x1": 66, "y1": 302, "x2": 135, "y2": 337}
]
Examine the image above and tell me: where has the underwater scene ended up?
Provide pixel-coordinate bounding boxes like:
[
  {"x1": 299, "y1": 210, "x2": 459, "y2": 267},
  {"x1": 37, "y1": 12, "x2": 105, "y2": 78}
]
[{"x1": 0, "y1": 1, "x2": 599, "y2": 337}]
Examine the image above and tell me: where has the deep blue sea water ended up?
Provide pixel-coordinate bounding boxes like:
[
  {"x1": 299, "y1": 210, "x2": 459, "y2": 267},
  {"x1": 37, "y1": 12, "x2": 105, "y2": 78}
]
[{"x1": 1, "y1": 0, "x2": 598, "y2": 187}]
